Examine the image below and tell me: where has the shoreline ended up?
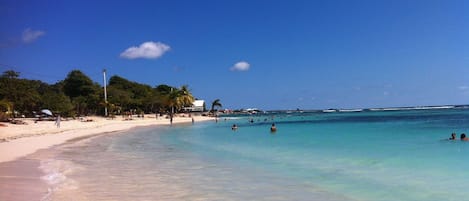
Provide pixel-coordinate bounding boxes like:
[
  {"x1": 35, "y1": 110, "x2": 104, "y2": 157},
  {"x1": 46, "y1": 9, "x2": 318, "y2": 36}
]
[
  {"x1": 0, "y1": 115, "x2": 213, "y2": 200},
  {"x1": 0, "y1": 157, "x2": 48, "y2": 201},
  {"x1": 0, "y1": 115, "x2": 213, "y2": 163}
]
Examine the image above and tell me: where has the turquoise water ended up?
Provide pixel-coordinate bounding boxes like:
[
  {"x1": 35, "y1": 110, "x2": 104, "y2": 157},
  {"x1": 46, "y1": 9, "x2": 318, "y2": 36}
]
[{"x1": 42, "y1": 109, "x2": 469, "y2": 201}]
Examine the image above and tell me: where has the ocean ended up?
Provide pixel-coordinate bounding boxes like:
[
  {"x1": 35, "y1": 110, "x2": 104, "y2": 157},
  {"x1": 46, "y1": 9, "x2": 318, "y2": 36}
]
[{"x1": 40, "y1": 108, "x2": 469, "y2": 201}]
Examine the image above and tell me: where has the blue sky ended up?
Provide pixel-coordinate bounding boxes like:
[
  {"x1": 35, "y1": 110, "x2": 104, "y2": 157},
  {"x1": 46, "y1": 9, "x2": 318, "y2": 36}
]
[{"x1": 1, "y1": 0, "x2": 468, "y2": 110}]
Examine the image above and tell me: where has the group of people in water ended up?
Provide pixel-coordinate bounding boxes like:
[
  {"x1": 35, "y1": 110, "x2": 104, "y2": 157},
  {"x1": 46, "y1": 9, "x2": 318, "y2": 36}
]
[
  {"x1": 231, "y1": 123, "x2": 277, "y2": 133},
  {"x1": 449, "y1": 133, "x2": 469, "y2": 141},
  {"x1": 230, "y1": 122, "x2": 466, "y2": 139}
]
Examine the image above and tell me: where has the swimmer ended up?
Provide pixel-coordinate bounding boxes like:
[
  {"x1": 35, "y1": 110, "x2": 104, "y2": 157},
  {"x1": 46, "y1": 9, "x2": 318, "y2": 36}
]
[
  {"x1": 232, "y1": 124, "x2": 238, "y2": 130},
  {"x1": 270, "y1": 123, "x2": 277, "y2": 133},
  {"x1": 449, "y1": 133, "x2": 457, "y2": 140},
  {"x1": 461, "y1": 133, "x2": 469, "y2": 141}
]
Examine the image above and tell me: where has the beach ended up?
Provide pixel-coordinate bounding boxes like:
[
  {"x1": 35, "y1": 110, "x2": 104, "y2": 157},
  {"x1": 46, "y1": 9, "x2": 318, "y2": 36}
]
[
  {"x1": 0, "y1": 115, "x2": 212, "y2": 163},
  {"x1": 0, "y1": 115, "x2": 212, "y2": 200},
  {"x1": 2, "y1": 109, "x2": 469, "y2": 200}
]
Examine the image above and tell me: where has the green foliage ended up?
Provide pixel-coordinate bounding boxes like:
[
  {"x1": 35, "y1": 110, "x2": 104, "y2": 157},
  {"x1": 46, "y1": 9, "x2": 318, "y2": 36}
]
[
  {"x1": 0, "y1": 99, "x2": 12, "y2": 121},
  {"x1": 158, "y1": 85, "x2": 195, "y2": 111},
  {"x1": 108, "y1": 75, "x2": 155, "y2": 113},
  {"x1": 63, "y1": 70, "x2": 97, "y2": 98},
  {"x1": 179, "y1": 85, "x2": 195, "y2": 109},
  {"x1": 107, "y1": 77, "x2": 196, "y2": 115},
  {"x1": 0, "y1": 72, "x2": 42, "y2": 116},
  {"x1": 0, "y1": 70, "x2": 198, "y2": 117},
  {"x1": 63, "y1": 70, "x2": 101, "y2": 115},
  {"x1": 1, "y1": 70, "x2": 19, "y2": 79},
  {"x1": 154, "y1": 84, "x2": 173, "y2": 95},
  {"x1": 155, "y1": 85, "x2": 195, "y2": 123},
  {"x1": 40, "y1": 84, "x2": 74, "y2": 116}
]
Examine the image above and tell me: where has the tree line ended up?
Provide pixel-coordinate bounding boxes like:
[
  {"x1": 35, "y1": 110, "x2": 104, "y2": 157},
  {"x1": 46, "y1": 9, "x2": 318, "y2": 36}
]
[{"x1": 0, "y1": 69, "x2": 209, "y2": 120}]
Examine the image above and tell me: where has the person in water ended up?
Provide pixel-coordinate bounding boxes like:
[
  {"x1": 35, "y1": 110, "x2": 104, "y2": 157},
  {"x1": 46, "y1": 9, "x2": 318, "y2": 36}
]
[
  {"x1": 449, "y1": 133, "x2": 457, "y2": 140},
  {"x1": 232, "y1": 124, "x2": 238, "y2": 130},
  {"x1": 461, "y1": 133, "x2": 469, "y2": 141},
  {"x1": 270, "y1": 123, "x2": 277, "y2": 132}
]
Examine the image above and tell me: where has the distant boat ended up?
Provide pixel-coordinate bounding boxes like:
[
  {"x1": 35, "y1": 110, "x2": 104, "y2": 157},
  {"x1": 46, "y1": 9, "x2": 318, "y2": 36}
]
[
  {"x1": 322, "y1": 109, "x2": 337, "y2": 113},
  {"x1": 243, "y1": 108, "x2": 263, "y2": 114},
  {"x1": 338, "y1": 109, "x2": 363, "y2": 112},
  {"x1": 369, "y1": 107, "x2": 408, "y2": 111},
  {"x1": 413, "y1": 106, "x2": 455, "y2": 110},
  {"x1": 369, "y1": 105, "x2": 456, "y2": 112}
]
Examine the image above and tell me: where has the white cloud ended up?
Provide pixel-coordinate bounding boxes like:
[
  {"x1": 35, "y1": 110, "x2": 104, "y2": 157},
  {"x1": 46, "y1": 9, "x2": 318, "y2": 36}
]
[
  {"x1": 459, "y1": 86, "x2": 469, "y2": 90},
  {"x1": 230, "y1": 61, "x2": 250, "y2": 71},
  {"x1": 22, "y1": 28, "x2": 45, "y2": 43},
  {"x1": 120, "y1": 41, "x2": 170, "y2": 59}
]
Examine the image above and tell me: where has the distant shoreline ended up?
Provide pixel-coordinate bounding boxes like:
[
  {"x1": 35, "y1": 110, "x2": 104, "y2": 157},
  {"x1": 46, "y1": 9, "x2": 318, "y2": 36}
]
[{"x1": 227, "y1": 104, "x2": 469, "y2": 115}]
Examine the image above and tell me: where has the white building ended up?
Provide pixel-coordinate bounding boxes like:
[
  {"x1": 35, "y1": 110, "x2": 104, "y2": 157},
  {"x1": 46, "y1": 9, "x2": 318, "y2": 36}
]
[{"x1": 184, "y1": 100, "x2": 205, "y2": 112}]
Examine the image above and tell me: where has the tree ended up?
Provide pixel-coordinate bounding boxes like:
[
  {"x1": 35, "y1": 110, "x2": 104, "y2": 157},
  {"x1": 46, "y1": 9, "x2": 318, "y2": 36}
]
[
  {"x1": 39, "y1": 82, "x2": 75, "y2": 116},
  {"x1": 108, "y1": 75, "x2": 154, "y2": 113},
  {"x1": 0, "y1": 71, "x2": 20, "y2": 117},
  {"x1": 0, "y1": 99, "x2": 12, "y2": 121},
  {"x1": 154, "y1": 84, "x2": 172, "y2": 94},
  {"x1": 210, "y1": 99, "x2": 222, "y2": 113},
  {"x1": 178, "y1": 85, "x2": 195, "y2": 110},
  {"x1": 0, "y1": 71, "x2": 42, "y2": 117},
  {"x1": 0, "y1": 69, "x2": 201, "y2": 118},
  {"x1": 63, "y1": 70, "x2": 97, "y2": 98},
  {"x1": 107, "y1": 86, "x2": 132, "y2": 110},
  {"x1": 1, "y1": 70, "x2": 19, "y2": 79},
  {"x1": 159, "y1": 85, "x2": 195, "y2": 124},
  {"x1": 63, "y1": 70, "x2": 101, "y2": 115},
  {"x1": 40, "y1": 83, "x2": 74, "y2": 117},
  {"x1": 151, "y1": 84, "x2": 171, "y2": 114}
]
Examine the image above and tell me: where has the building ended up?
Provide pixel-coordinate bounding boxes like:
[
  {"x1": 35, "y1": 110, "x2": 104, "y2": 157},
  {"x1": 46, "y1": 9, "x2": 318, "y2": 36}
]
[{"x1": 184, "y1": 100, "x2": 205, "y2": 112}]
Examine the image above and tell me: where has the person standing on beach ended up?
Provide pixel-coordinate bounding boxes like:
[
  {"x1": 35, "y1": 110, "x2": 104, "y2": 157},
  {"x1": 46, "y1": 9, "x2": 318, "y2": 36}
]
[{"x1": 55, "y1": 115, "x2": 61, "y2": 128}]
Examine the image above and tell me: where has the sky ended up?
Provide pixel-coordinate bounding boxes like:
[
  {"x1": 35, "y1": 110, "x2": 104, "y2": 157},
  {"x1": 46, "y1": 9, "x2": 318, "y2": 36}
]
[{"x1": 1, "y1": 0, "x2": 468, "y2": 110}]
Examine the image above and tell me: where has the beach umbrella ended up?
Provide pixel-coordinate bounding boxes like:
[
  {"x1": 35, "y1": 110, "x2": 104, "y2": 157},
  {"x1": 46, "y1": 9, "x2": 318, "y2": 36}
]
[{"x1": 41, "y1": 109, "x2": 53, "y2": 116}]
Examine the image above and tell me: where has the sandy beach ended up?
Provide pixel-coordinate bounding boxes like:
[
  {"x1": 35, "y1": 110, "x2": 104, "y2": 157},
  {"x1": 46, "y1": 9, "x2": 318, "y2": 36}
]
[
  {"x1": 0, "y1": 115, "x2": 213, "y2": 163},
  {"x1": 0, "y1": 114, "x2": 213, "y2": 200}
]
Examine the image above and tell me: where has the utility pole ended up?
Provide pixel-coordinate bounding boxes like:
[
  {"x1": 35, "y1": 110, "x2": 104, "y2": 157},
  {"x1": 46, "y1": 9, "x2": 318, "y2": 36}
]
[
  {"x1": 170, "y1": 87, "x2": 174, "y2": 125},
  {"x1": 103, "y1": 69, "x2": 108, "y2": 117}
]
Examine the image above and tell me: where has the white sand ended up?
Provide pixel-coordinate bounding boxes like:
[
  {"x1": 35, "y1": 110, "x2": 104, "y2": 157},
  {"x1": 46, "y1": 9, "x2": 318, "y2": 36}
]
[{"x1": 0, "y1": 115, "x2": 213, "y2": 163}]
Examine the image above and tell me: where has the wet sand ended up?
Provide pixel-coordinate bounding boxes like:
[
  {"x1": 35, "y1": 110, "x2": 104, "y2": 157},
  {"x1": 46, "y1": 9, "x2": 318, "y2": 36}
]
[
  {"x1": 0, "y1": 115, "x2": 213, "y2": 200},
  {"x1": 0, "y1": 157, "x2": 48, "y2": 201},
  {"x1": 0, "y1": 115, "x2": 213, "y2": 163}
]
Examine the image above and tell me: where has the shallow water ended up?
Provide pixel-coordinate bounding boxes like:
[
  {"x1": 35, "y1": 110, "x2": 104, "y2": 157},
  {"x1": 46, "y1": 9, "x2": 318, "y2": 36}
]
[{"x1": 40, "y1": 109, "x2": 469, "y2": 201}]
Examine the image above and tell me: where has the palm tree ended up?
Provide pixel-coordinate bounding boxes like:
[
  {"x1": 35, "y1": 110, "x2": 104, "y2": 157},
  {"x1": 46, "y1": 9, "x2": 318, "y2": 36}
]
[
  {"x1": 166, "y1": 85, "x2": 195, "y2": 124},
  {"x1": 210, "y1": 99, "x2": 222, "y2": 114},
  {"x1": 177, "y1": 85, "x2": 195, "y2": 110}
]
